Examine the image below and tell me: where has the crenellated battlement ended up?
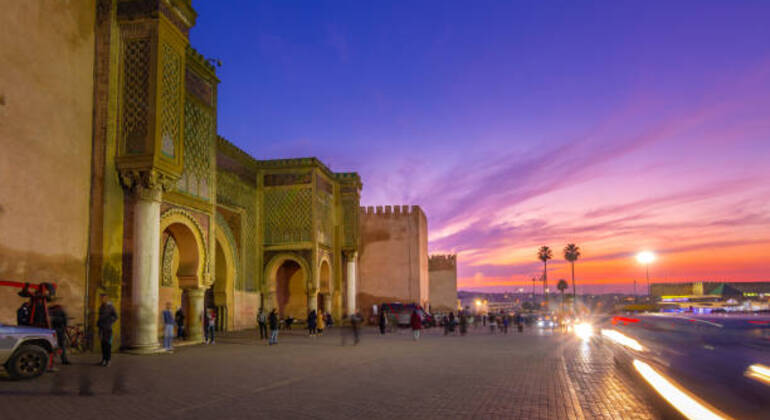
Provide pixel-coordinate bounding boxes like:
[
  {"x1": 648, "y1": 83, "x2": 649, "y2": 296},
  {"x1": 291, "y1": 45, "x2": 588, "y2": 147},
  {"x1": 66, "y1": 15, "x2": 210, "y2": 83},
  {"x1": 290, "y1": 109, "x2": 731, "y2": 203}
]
[
  {"x1": 429, "y1": 254, "x2": 457, "y2": 270},
  {"x1": 359, "y1": 205, "x2": 423, "y2": 217}
]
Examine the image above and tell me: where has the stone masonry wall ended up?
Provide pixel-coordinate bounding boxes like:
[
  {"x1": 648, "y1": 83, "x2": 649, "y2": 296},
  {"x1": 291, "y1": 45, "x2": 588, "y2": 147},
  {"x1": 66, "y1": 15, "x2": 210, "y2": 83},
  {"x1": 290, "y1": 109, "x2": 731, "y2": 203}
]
[
  {"x1": 358, "y1": 205, "x2": 429, "y2": 319},
  {"x1": 0, "y1": 0, "x2": 95, "y2": 324},
  {"x1": 429, "y1": 255, "x2": 457, "y2": 313}
]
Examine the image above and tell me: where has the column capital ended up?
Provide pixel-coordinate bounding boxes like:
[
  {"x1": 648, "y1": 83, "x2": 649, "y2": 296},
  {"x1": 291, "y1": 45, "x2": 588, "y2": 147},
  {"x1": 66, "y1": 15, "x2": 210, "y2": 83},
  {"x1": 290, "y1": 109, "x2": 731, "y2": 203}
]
[
  {"x1": 119, "y1": 168, "x2": 177, "y2": 201},
  {"x1": 343, "y1": 250, "x2": 358, "y2": 261},
  {"x1": 187, "y1": 287, "x2": 206, "y2": 298}
]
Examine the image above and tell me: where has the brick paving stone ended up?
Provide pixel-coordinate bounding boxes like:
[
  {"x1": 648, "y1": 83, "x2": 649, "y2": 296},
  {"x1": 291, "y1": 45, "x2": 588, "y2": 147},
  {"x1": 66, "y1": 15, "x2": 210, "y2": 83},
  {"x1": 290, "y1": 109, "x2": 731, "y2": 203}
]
[{"x1": 0, "y1": 327, "x2": 663, "y2": 419}]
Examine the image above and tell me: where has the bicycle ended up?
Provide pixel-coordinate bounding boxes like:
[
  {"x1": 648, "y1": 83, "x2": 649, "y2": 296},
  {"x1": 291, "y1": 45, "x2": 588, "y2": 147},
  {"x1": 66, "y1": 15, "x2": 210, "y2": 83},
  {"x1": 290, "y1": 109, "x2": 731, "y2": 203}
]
[{"x1": 65, "y1": 324, "x2": 87, "y2": 354}]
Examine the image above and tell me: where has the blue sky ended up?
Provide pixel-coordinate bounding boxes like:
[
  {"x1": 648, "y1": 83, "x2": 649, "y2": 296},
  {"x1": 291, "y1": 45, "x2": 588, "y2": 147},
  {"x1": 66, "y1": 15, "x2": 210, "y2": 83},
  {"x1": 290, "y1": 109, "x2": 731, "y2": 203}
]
[{"x1": 191, "y1": 1, "x2": 770, "y2": 292}]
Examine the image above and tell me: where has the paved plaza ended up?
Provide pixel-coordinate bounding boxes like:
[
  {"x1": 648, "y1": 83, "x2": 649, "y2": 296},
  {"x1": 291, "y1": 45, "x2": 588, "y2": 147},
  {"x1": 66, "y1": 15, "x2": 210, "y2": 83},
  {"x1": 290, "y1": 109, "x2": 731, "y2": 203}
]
[{"x1": 0, "y1": 327, "x2": 670, "y2": 420}]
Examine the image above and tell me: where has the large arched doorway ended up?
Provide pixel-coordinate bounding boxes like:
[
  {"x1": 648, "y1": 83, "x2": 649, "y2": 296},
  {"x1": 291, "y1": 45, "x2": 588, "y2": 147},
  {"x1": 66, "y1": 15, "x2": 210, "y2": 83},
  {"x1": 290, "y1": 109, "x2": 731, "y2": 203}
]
[{"x1": 275, "y1": 260, "x2": 306, "y2": 319}]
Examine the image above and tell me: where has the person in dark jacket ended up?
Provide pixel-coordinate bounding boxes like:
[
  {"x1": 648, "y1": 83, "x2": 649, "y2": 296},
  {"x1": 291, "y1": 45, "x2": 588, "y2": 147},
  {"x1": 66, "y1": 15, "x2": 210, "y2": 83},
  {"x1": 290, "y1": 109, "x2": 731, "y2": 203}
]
[
  {"x1": 97, "y1": 293, "x2": 118, "y2": 367},
  {"x1": 17, "y1": 302, "x2": 31, "y2": 326},
  {"x1": 49, "y1": 304, "x2": 70, "y2": 365},
  {"x1": 307, "y1": 310, "x2": 317, "y2": 337},
  {"x1": 378, "y1": 309, "x2": 387, "y2": 335},
  {"x1": 175, "y1": 307, "x2": 185, "y2": 339},
  {"x1": 268, "y1": 309, "x2": 279, "y2": 345}
]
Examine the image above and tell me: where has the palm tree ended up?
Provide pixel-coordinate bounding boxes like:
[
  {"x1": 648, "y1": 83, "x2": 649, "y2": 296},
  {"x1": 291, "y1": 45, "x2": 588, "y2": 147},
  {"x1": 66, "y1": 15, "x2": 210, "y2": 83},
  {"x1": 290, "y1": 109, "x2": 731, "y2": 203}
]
[
  {"x1": 557, "y1": 279, "x2": 569, "y2": 312},
  {"x1": 537, "y1": 246, "x2": 553, "y2": 303},
  {"x1": 563, "y1": 243, "x2": 581, "y2": 302}
]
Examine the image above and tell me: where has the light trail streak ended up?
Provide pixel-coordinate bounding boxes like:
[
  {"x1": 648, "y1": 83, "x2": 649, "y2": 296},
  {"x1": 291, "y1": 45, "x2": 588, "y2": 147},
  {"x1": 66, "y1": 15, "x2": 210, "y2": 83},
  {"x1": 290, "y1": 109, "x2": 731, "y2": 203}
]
[
  {"x1": 745, "y1": 363, "x2": 770, "y2": 385},
  {"x1": 633, "y1": 360, "x2": 729, "y2": 420},
  {"x1": 600, "y1": 329, "x2": 644, "y2": 351}
]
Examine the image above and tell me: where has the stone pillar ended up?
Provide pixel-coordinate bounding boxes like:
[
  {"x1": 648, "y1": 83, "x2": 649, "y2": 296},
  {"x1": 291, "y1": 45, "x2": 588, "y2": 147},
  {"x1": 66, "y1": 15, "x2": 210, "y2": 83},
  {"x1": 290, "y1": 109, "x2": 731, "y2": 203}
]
[
  {"x1": 265, "y1": 291, "x2": 276, "y2": 313},
  {"x1": 307, "y1": 289, "x2": 318, "y2": 313},
  {"x1": 187, "y1": 288, "x2": 205, "y2": 343},
  {"x1": 323, "y1": 293, "x2": 332, "y2": 314},
  {"x1": 346, "y1": 252, "x2": 357, "y2": 316},
  {"x1": 126, "y1": 179, "x2": 163, "y2": 352}
]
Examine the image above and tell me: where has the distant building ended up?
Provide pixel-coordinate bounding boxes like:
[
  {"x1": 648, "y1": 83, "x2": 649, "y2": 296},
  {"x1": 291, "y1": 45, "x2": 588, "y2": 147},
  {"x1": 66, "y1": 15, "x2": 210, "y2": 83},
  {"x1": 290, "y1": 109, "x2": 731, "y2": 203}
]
[
  {"x1": 357, "y1": 205, "x2": 429, "y2": 319},
  {"x1": 651, "y1": 281, "x2": 770, "y2": 298},
  {"x1": 428, "y1": 254, "x2": 458, "y2": 313}
]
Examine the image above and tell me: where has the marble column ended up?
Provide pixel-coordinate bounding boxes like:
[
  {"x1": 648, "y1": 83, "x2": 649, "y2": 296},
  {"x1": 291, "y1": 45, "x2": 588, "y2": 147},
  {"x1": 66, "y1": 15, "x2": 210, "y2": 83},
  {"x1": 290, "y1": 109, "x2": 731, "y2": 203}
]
[
  {"x1": 128, "y1": 183, "x2": 162, "y2": 352},
  {"x1": 187, "y1": 288, "x2": 205, "y2": 343},
  {"x1": 323, "y1": 293, "x2": 332, "y2": 314},
  {"x1": 307, "y1": 288, "x2": 318, "y2": 314},
  {"x1": 346, "y1": 252, "x2": 357, "y2": 316}
]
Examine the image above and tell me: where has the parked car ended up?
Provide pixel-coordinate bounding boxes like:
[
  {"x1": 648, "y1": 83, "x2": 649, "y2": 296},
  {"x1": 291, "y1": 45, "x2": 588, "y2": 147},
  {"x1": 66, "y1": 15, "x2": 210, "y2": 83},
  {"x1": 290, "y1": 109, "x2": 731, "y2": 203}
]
[
  {"x1": 379, "y1": 303, "x2": 434, "y2": 328},
  {"x1": 0, "y1": 323, "x2": 57, "y2": 380}
]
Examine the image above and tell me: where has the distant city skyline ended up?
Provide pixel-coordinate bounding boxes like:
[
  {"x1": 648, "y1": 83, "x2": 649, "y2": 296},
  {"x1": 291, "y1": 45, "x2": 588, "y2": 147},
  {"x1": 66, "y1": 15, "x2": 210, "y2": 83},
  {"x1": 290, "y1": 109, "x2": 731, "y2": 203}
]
[{"x1": 191, "y1": 1, "x2": 770, "y2": 293}]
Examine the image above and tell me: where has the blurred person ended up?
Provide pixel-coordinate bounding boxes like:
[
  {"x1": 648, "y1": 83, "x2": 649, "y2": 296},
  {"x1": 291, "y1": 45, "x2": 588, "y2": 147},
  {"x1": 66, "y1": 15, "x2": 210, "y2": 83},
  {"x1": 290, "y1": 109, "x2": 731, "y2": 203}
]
[
  {"x1": 162, "y1": 303, "x2": 174, "y2": 351},
  {"x1": 489, "y1": 314, "x2": 497, "y2": 334},
  {"x1": 307, "y1": 309, "x2": 317, "y2": 337},
  {"x1": 268, "y1": 309, "x2": 279, "y2": 345},
  {"x1": 17, "y1": 301, "x2": 31, "y2": 326},
  {"x1": 379, "y1": 309, "x2": 388, "y2": 335},
  {"x1": 459, "y1": 308, "x2": 468, "y2": 336},
  {"x1": 257, "y1": 308, "x2": 267, "y2": 340},
  {"x1": 49, "y1": 303, "x2": 70, "y2": 365},
  {"x1": 317, "y1": 309, "x2": 325, "y2": 336},
  {"x1": 502, "y1": 313, "x2": 509, "y2": 334},
  {"x1": 410, "y1": 309, "x2": 422, "y2": 341},
  {"x1": 97, "y1": 293, "x2": 118, "y2": 367},
  {"x1": 204, "y1": 308, "x2": 216, "y2": 344},
  {"x1": 175, "y1": 307, "x2": 185, "y2": 339}
]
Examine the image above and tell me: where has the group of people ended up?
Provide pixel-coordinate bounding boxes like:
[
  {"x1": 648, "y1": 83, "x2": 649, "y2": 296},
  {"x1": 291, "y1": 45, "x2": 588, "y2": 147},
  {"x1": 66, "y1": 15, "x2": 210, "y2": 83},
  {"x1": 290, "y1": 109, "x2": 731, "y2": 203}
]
[
  {"x1": 256, "y1": 308, "x2": 365, "y2": 346},
  {"x1": 161, "y1": 304, "x2": 218, "y2": 351}
]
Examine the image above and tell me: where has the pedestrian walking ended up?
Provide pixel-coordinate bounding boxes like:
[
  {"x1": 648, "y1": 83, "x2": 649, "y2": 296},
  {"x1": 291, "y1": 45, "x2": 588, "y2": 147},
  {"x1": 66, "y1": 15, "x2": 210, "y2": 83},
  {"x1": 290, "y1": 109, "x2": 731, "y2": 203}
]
[
  {"x1": 307, "y1": 309, "x2": 317, "y2": 337},
  {"x1": 175, "y1": 307, "x2": 185, "y2": 339},
  {"x1": 268, "y1": 309, "x2": 279, "y2": 345},
  {"x1": 448, "y1": 312, "x2": 456, "y2": 334},
  {"x1": 257, "y1": 308, "x2": 267, "y2": 340},
  {"x1": 515, "y1": 312, "x2": 524, "y2": 333},
  {"x1": 97, "y1": 293, "x2": 118, "y2": 367},
  {"x1": 459, "y1": 308, "x2": 468, "y2": 336},
  {"x1": 410, "y1": 309, "x2": 422, "y2": 341},
  {"x1": 204, "y1": 308, "x2": 216, "y2": 344},
  {"x1": 317, "y1": 310, "x2": 325, "y2": 336},
  {"x1": 343, "y1": 310, "x2": 362, "y2": 346},
  {"x1": 162, "y1": 303, "x2": 174, "y2": 351},
  {"x1": 489, "y1": 314, "x2": 497, "y2": 334},
  {"x1": 502, "y1": 313, "x2": 509, "y2": 334},
  {"x1": 49, "y1": 304, "x2": 70, "y2": 365},
  {"x1": 379, "y1": 308, "x2": 387, "y2": 335}
]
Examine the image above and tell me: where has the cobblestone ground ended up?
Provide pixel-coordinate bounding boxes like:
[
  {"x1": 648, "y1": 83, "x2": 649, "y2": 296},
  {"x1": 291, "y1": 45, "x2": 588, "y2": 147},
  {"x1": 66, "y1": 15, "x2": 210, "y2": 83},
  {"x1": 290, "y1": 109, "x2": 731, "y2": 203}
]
[{"x1": 0, "y1": 326, "x2": 664, "y2": 420}]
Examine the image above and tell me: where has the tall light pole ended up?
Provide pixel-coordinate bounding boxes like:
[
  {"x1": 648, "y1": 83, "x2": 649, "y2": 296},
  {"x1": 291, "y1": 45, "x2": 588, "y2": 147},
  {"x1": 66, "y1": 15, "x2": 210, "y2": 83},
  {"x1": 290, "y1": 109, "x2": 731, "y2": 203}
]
[{"x1": 636, "y1": 251, "x2": 656, "y2": 300}]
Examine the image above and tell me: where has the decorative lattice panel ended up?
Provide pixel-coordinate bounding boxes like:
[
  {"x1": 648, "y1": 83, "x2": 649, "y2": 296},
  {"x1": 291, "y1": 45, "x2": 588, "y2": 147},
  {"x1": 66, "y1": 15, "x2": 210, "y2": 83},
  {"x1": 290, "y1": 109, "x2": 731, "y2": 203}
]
[
  {"x1": 160, "y1": 42, "x2": 181, "y2": 159},
  {"x1": 178, "y1": 99, "x2": 213, "y2": 199},
  {"x1": 215, "y1": 211, "x2": 240, "y2": 287},
  {"x1": 161, "y1": 235, "x2": 177, "y2": 287},
  {"x1": 342, "y1": 197, "x2": 359, "y2": 248},
  {"x1": 217, "y1": 171, "x2": 257, "y2": 291},
  {"x1": 122, "y1": 38, "x2": 150, "y2": 154},
  {"x1": 264, "y1": 188, "x2": 312, "y2": 244},
  {"x1": 316, "y1": 192, "x2": 334, "y2": 246}
]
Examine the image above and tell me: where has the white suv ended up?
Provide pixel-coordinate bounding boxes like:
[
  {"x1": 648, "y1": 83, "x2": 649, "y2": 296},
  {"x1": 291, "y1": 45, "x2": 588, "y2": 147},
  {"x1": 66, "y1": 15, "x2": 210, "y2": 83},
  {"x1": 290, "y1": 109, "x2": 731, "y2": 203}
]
[{"x1": 0, "y1": 323, "x2": 57, "y2": 380}]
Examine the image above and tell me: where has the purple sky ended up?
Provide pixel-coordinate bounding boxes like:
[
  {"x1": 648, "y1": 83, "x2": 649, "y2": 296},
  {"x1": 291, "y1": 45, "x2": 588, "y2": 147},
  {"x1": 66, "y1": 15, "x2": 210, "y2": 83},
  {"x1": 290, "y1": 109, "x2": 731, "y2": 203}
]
[{"x1": 191, "y1": 1, "x2": 770, "y2": 292}]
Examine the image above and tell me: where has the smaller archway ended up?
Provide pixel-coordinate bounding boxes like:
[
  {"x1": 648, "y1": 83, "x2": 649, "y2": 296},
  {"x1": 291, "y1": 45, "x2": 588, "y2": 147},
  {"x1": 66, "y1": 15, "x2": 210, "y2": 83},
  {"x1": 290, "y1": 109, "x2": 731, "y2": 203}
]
[
  {"x1": 265, "y1": 254, "x2": 311, "y2": 321},
  {"x1": 158, "y1": 210, "x2": 207, "y2": 342},
  {"x1": 317, "y1": 259, "x2": 331, "y2": 313}
]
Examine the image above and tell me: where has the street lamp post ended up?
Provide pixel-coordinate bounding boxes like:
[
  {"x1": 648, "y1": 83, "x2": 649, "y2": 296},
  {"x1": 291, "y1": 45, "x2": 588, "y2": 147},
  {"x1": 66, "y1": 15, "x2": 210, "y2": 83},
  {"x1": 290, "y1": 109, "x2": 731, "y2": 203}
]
[{"x1": 636, "y1": 251, "x2": 656, "y2": 301}]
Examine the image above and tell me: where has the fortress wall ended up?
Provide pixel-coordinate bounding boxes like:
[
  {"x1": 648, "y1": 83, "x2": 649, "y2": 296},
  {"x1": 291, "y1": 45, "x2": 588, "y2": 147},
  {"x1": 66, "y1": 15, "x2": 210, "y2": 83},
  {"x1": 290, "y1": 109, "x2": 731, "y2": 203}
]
[
  {"x1": 0, "y1": 0, "x2": 95, "y2": 324},
  {"x1": 357, "y1": 206, "x2": 429, "y2": 318},
  {"x1": 429, "y1": 255, "x2": 458, "y2": 312}
]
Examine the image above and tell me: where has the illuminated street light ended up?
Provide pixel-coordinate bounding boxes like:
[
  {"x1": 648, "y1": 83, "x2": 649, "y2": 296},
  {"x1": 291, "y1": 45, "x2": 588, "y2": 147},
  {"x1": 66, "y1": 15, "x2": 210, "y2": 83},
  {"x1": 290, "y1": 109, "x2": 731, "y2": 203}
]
[
  {"x1": 475, "y1": 299, "x2": 481, "y2": 306},
  {"x1": 636, "y1": 251, "x2": 656, "y2": 297}
]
